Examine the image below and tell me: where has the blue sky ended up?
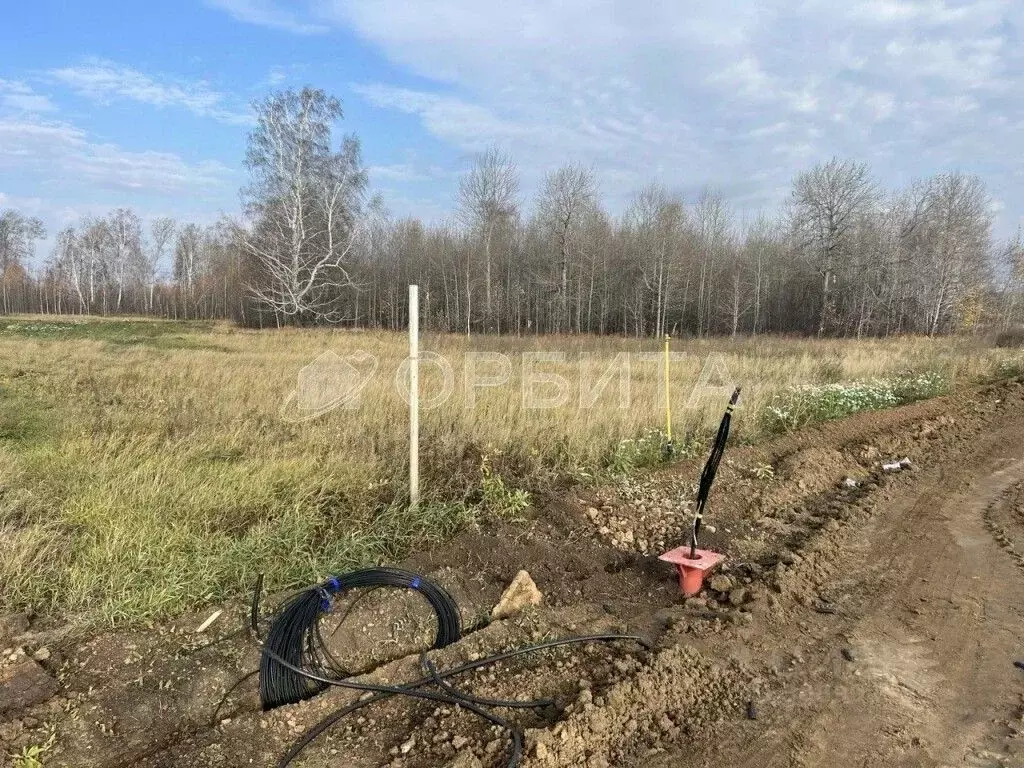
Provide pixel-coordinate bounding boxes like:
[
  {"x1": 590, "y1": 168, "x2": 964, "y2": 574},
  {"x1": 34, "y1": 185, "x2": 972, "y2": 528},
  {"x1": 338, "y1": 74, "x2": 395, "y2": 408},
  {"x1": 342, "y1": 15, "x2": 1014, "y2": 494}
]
[{"x1": 2, "y1": 0, "x2": 1022, "y2": 264}]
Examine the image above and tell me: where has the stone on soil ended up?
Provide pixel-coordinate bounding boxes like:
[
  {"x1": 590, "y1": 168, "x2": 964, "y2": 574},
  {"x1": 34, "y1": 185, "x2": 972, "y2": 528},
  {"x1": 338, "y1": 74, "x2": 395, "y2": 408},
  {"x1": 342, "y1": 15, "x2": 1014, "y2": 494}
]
[
  {"x1": 492, "y1": 570, "x2": 543, "y2": 619},
  {"x1": 445, "y1": 752, "x2": 483, "y2": 768},
  {"x1": 708, "y1": 575, "x2": 734, "y2": 593}
]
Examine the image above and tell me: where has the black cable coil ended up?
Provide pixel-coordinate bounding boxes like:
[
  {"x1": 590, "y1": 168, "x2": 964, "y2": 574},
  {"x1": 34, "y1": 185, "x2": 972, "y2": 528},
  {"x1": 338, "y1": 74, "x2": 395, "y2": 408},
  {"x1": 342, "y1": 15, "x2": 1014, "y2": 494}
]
[{"x1": 258, "y1": 567, "x2": 461, "y2": 709}]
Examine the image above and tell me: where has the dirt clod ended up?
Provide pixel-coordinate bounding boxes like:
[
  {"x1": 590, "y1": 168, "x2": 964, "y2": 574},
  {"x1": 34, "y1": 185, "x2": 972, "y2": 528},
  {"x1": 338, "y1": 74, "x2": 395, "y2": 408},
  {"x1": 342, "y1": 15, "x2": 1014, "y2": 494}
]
[
  {"x1": 0, "y1": 659, "x2": 58, "y2": 715},
  {"x1": 708, "y1": 575, "x2": 734, "y2": 593}
]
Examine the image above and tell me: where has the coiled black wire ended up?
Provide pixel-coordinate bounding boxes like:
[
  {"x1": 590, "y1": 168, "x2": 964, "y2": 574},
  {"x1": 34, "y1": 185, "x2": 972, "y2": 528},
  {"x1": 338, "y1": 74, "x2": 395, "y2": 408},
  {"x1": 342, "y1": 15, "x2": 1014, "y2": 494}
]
[
  {"x1": 258, "y1": 567, "x2": 461, "y2": 709},
  {"x1": 238, "y1": 569, "x2": 648, "y2": 767}
]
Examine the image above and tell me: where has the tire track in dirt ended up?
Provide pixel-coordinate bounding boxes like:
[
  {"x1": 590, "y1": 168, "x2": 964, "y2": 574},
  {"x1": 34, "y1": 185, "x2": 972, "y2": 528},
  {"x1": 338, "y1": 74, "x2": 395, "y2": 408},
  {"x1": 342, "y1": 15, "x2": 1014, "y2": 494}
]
[{"x1": 644, "y1": 420, "x2": 1024, "y2": 768}]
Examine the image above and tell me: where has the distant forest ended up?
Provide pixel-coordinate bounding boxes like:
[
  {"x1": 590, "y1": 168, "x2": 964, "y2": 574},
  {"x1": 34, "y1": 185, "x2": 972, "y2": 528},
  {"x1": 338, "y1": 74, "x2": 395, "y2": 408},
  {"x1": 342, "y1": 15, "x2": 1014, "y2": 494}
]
[{"x1": 2, "y1": 87, "x2": 1022, "y2": 337}]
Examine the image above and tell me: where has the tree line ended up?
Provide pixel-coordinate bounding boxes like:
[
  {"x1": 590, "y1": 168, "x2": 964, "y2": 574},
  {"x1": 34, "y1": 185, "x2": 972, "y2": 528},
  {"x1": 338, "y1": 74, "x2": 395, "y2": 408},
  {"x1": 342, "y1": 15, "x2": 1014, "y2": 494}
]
[{"x1": 2, "y1": 87, "x2": 1022, "y2": 336}]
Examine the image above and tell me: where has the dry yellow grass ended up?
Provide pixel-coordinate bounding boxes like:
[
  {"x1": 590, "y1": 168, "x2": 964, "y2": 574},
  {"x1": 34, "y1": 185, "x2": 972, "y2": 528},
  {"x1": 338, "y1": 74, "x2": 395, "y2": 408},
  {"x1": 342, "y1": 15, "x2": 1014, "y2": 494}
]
[{"x1": 0, "y1": 316, "x2": 1017, "y2": 625}]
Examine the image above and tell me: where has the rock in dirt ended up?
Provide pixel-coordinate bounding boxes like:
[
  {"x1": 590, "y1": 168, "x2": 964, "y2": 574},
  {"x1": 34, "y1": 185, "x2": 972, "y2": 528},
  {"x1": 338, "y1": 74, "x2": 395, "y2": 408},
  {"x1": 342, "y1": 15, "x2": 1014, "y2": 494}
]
[
  {"x1": 444, "y1": 752, "x2": 483, "y2": 768},
  {"x1": 779, "y1": 549, "x2": 799, "y2": 565},
  {"x1": 729, "y1": 587, "x2": 749, "y2": 606},
  {"x1": 882, "y1": 457, "x2": 915, "y2": 473},
  {"x1": 708, "y1": 575, "x2": 735, "y2": 593},
  {"x1": 841, "y1": 647, "x2": 856, "y2": 662},
  {"x1": 0, "y1": 659, "x2": 58, "y2": 714},
  {"x1": 492, "y1": 570, "x2": 543, "y2": 619}
]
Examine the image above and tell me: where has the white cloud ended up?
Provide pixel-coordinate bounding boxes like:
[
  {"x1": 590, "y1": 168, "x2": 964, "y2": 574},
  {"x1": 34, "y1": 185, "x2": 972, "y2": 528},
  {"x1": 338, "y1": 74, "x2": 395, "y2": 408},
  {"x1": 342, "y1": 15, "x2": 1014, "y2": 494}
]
[
  {"x1": 264, "y1": 66, "x2": 287, "y2": 86},
  {"x1": 0, "y1": 116, "x2": 233, "y2": 195},
  {"x1": 313, "y1": 0, "x2": 1022, "y2": 230},
  {"x1": 368, "y1": 163, "x2": 441, "y2": 183},
  {"x1": 50, "y1": 59, "x2": 252, "y2": 125},
  {"x1": 843, "y1": 0, "x2": 1003, "y2": 25},
  {"x1": 10, "y1": 0, "x2": 1024, "y2": 238},
  {"x1": 206, "y1": 0, "x2": 329, "y2": 35},
  {"x1": 0, "y1": 80, "x2": 57, "y2": 114}
]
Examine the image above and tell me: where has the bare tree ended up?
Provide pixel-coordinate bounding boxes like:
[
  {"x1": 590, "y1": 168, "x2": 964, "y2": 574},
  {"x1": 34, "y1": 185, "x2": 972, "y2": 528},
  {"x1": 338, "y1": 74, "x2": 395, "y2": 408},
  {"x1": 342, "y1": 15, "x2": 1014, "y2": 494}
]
[
  {"x1": 537, "y1": 163, "x2": 596, "y2": 333},
  {"x1": 457, "y1": 146, "x2": 518, "y2": 333},
  {"x1": 791, "y1": 158, "x2": 878, "y2": 336},
  {"x1": 174, "y1": 223, "x2": 204, "y2": 317},
  {"x1": 693, "y1": 189, "x2": 731, "y2": 337},
  {"x1": 105, "y1": 208, "x2": 144, "y2": 312},
  {"x1": 996, "y1": 228, "x2": 1024, "y2": 328},
  {"x1": 0, "y1": 209, "x2": 44, "y2": 313},
  {"x1": 625, "y1": 185, "x2": 685, "y2": 338},
  {"x1": 913, "y1": 172, "x2": 991, "y2": 335},
  {"x1": 0, "y1": 209, "x2": 44, "y2": 273},
  {"x1": 242, "y1": 87, "x2": 368, "y2": 324},
  {"x1": 51, "y1": 227, "x2": 86, "y2": 312},
  {"x1": 145, "y1": 217, "x2": 176, "y2": 311}
]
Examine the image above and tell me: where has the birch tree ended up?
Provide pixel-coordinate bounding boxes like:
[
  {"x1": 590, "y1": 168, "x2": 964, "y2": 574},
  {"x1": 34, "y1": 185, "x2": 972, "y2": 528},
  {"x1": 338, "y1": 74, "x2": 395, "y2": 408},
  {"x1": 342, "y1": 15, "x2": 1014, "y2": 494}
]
[
  {"x1": 791, "y1": 158, "x2": 878, "y2": 336},
  {"x1": 243, "y1": 87, "x2": 368, "y2": 324},
  {"x1": 537, "y1": 163, "x2": 596, "y2": 332},
  {"x1": 145, "y1": 217, "x2": 175, "y2": 311},
  {"x1": 457, "y1": 146, "x2": 518, "y2": 333},
  {"x1": 0, "y1": 209, "x2": 44, "y2": 313}
]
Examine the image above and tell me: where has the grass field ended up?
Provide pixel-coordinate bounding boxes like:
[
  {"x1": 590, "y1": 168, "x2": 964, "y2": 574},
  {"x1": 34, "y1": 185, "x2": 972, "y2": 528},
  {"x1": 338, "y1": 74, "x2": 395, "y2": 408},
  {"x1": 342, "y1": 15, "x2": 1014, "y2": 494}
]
[{"x1": 1, "y1": 316, "x2": 1020, "y2": 626}]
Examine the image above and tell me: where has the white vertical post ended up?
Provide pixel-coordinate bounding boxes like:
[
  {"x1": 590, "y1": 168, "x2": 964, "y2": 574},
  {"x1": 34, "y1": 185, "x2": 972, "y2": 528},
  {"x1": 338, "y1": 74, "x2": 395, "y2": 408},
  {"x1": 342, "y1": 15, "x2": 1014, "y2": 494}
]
[{"x1": 409, "y1": 284, "x2": 420, "y2": 507}]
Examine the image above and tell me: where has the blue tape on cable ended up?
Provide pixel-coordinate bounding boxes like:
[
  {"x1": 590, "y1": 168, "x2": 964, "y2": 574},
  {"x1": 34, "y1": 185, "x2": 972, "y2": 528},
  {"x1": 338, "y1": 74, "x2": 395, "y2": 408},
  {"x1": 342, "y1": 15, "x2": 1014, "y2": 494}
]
[
  {"x1": 411, "y1": 577, "x2": 421, "y2": 589},
  {"x1": 328, "y1": 576, "x2": 341, "y2": 592}
]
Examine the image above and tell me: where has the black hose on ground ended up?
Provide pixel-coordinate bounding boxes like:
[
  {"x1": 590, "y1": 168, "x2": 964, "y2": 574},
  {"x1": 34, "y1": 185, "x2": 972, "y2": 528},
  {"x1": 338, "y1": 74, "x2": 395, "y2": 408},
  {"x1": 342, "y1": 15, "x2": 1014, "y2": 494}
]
[
  {"x1": 244, "y1": 569, "x2": 648, "y2": 768},
  {"x1": 267, "y1": 632, "x2": 648, "y2": 768}
]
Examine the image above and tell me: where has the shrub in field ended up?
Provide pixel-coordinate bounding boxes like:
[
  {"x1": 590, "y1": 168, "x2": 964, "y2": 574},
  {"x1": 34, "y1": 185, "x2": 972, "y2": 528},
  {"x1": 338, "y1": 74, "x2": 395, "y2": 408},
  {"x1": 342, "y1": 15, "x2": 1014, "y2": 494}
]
[
  {"x1": 995, "y1": 327, "x2": 1024, "y2": 348},
  {"x1": 479, "y1": 455, "x2": 531, "y2": 522},
  {"x1": 604, "y1": 429, "x2": 670, "y2": 475},
  {"x1": 812, "y1": 356, "x2": 845, "y2": 383},
  {"x1": 761, "y1": 371, "x2": 950, "y2": 433},
  {"x1": 994, "y1": 358, "x2": 1024, "y2": 379}
]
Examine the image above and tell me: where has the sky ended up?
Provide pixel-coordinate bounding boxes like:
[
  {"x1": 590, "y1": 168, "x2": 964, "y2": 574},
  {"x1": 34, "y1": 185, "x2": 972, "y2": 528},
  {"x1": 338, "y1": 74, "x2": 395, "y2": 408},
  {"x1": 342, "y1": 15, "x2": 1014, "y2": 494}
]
[{"x1": 1, "y1": 0, "x2": 1022, "y2": 266}]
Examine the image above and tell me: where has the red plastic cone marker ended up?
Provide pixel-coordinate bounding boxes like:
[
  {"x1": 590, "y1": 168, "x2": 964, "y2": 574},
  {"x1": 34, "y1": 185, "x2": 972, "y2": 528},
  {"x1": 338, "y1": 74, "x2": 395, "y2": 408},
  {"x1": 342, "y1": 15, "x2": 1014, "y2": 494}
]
[{"x1": 658, "y1": 547, "x2": 725, "y2": 596}]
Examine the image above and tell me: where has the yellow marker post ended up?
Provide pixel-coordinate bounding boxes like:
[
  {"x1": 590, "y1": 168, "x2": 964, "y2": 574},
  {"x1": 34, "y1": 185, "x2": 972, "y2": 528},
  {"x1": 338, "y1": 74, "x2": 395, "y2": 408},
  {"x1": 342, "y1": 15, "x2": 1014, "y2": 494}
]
[{"x1": 663, "y1": 334, "x2": 672, "y2": 452}]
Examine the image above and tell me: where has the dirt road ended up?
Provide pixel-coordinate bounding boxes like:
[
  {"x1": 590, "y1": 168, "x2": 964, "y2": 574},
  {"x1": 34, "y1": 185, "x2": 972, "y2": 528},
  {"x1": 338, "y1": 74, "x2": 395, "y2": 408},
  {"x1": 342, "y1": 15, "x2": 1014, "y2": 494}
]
[
  {"x1": 662, "y1": 411, "x2": 1024, "y2": 768},
  {"x1": 4, "y1": 379, "x2": 1024, "y2": 767}
]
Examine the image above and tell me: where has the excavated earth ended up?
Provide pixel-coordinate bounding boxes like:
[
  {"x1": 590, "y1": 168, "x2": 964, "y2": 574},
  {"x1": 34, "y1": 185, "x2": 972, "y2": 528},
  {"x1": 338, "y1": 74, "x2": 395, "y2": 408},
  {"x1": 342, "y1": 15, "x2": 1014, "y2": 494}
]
[{"x1": 5, "y1": 377, "x2": 1024, "y2": 767}]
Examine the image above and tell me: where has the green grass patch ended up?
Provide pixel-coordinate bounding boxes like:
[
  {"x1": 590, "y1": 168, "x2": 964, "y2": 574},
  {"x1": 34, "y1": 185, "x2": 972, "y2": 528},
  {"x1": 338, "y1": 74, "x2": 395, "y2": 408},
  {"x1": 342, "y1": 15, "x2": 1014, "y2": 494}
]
[
  {"x1": 1, "y1": 318, "x2": 222, "y2": 351},
  {"x1": 760, "y1": 370, "x2": 951, "y2": 433},
  {"x1": 1, "y1": 443, "x2": 477, "y2": 624},
  {"x1": 991, "y1": 357, "x2": 1024, "y2": 380},
  {"x1": 0, "y1": 382, "x2": 54, "y2": 445}
]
